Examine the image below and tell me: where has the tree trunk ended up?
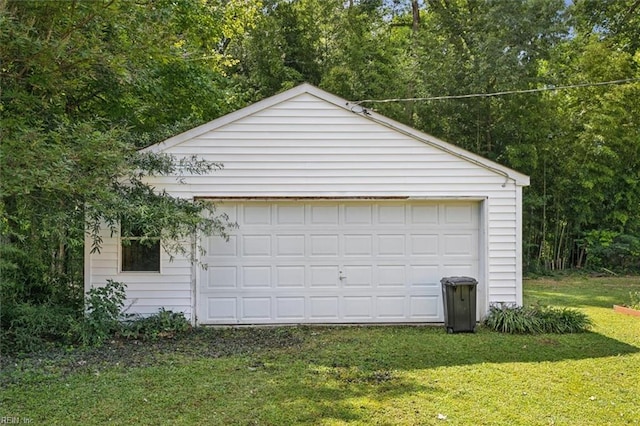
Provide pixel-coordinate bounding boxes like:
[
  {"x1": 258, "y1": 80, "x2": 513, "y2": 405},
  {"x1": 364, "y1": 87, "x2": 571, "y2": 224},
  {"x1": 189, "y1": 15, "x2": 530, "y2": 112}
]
[{"x1": 412, "y1": 0, "x2": 420, "y2": 33}]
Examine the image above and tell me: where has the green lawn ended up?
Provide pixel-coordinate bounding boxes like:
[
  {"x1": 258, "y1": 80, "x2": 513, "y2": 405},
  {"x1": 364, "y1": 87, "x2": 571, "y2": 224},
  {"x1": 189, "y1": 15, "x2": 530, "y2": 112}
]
[{"x1": 2, "y1": 276, "x2": 639, "y2": 425}]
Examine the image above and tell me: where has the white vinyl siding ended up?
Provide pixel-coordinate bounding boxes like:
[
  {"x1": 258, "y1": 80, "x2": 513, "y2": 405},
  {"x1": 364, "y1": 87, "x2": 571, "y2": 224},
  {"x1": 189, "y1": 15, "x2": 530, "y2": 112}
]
[
  {"x1": 85, "y1": 227, "x2": 193, "y2": 320},
  {"x1": 145, "y1": 94, "x2": 509, "y2": 198},
  {"x1": 86, "y1": 85, "x2": 527, "y2": 323}
]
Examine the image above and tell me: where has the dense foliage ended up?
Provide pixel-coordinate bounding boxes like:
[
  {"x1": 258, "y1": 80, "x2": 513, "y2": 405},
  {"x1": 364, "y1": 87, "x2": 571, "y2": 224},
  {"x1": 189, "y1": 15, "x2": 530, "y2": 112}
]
[
  {"x1": 0, "y1": 0, "x2": 249, "y2": 352},
  {"x1": 1, "y1": 0, "x2": 638, "y2": 352}
]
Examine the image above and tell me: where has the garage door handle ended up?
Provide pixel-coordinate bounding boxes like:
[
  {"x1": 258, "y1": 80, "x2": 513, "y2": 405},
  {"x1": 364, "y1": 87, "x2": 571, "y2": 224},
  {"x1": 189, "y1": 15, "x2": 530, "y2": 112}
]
[{"x1": 339, "y1": 271, "x2": 346, "y2": 281}]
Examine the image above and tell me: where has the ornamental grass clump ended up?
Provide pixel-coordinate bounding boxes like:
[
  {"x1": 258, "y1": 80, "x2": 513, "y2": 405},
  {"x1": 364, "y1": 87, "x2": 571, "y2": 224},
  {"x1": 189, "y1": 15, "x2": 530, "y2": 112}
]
[
  {"x1": 484, "y1": 304, "x2": 591, "y2": 334},
  {"x1": 484, "y1": 305, "x2": 542, "y2": 334},
  {"x1": 535, "y1": 306, "x2": 592, "y2": 333}
]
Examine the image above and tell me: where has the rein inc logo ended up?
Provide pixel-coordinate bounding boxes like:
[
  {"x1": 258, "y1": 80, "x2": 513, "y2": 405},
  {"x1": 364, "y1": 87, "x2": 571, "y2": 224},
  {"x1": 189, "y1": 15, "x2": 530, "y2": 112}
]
[{"x1": 1, "y1": 417, "x2": 32, "y2": 424}]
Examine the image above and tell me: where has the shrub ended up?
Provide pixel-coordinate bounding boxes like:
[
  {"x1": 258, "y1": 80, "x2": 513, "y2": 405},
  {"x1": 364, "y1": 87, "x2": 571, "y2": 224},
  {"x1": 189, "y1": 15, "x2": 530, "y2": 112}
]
[
  {"x1": 0, "y1": 280, "x2": 129, "y2": 354},
  {"x1": 484, "y1": 305, "x2": 542, "y2": 334},
  {"x1": 0, "y1": 302, "x2": 78, "y2": 354},
  {"x1": 484, "y1": 304, "x2": 591, "y2": 334},
  {"x1": 535, "y1": 306, "x2": 592, "y2": 334},
  {"x1": 121, "y1": 308, "x2": 191, "y2": 340},
  {"x1": 80, "y1": 280, "x2": 127, "y2": 346},
  {"x1": 580, "y1": 230, "x2": 640, "y2": 272}
]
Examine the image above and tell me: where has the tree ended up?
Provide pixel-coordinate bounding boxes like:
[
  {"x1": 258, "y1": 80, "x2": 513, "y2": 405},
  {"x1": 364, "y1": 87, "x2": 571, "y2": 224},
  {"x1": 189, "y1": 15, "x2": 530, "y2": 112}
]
[
  {"x1": 531, "y1": 29, "x2": 640, "y2": 270},
  {"x1": 402, "y1": 0, "x2": 569, "y2": 158},
  {"x1": 0, "y1": 0, "x2": 258, "y2": 350},
  {"x1": 320, "y1": 0, "x2": 415, "y2": 121},
  {"x1": 228, "y1": 0, "x2": 336, "y2": 98}
]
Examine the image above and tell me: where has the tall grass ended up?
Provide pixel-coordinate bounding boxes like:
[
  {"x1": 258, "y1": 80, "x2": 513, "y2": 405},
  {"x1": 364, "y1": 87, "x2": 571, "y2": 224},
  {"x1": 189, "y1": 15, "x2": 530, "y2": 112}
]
[{"x1": 484, "y1": 304, "x2": 592, "y2": 334}]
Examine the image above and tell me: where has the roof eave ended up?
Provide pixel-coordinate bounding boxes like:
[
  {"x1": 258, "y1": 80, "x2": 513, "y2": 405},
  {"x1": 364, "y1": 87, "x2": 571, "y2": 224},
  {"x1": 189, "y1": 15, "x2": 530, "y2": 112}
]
[
  {"x1": 140, "y1": 82, "x2": 531, "y2": 187},
  {"x1": 139, "y1": 83, "x2": 319, "y2": 154},
  {"x1": 348, "y1": 106, "x2": 531, "y2": 187}
]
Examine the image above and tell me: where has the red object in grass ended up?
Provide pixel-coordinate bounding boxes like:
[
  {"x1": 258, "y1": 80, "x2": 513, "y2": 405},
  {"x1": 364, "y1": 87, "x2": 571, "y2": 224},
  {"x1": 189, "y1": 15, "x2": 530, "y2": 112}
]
[{"x1": 613, "y1": 305, "x2": 640, "y2": 317}]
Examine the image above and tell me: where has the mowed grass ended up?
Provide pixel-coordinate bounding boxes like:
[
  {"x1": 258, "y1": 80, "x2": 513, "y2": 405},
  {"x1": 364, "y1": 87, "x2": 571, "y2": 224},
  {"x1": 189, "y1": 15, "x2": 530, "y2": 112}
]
[{"x1": 2, "y1": 276, "x2": 639, "y2": 425}]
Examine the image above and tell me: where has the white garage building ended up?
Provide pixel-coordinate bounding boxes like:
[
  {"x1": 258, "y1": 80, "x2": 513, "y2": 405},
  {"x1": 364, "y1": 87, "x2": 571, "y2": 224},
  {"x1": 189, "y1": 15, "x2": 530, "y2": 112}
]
[{"x1": 85, "y1": 84, "x2": 529, "y2": 325}]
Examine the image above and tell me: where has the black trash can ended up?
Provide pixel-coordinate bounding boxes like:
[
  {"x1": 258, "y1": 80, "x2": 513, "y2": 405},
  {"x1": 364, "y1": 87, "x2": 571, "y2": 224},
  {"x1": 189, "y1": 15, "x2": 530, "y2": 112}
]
[{"x1": 441, "y1": 276, "x2": 478, "y2": 333}]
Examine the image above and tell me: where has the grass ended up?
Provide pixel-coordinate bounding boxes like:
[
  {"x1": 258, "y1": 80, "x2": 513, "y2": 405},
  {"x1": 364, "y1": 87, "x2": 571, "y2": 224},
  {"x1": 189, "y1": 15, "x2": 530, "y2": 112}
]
[{"x1": 2, "y1": 276, "x2": 640, "y2": 425}]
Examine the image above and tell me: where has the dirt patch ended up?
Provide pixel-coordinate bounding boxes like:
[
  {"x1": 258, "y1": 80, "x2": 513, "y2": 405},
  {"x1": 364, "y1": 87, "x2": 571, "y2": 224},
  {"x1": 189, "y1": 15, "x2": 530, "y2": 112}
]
[{"x1": 1, "y1": 327, "x2": 306, "y2": 385}]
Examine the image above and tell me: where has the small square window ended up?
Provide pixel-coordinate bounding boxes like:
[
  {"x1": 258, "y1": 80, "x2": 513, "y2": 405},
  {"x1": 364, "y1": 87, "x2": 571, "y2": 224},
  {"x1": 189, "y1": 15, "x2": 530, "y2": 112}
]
[{"x1": 121, "y1": 223, "x2": 160, "y2": 272}]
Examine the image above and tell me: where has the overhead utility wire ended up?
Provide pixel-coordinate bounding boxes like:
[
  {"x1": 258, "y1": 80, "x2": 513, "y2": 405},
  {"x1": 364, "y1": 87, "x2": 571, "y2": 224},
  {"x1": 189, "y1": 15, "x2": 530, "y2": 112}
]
[{"x1": 352, "y1": 78, "x2": 640, "y2": 105}]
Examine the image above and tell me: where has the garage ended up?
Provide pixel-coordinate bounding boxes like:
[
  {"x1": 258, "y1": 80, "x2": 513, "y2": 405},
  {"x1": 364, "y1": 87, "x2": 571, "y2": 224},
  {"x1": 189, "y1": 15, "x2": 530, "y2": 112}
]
[
  {"x1": 199, "y1": 200, "x2": 479, "y2": 324},
  {"x1": 86, "y1": 83, "x2": 528, "y2": 324}
]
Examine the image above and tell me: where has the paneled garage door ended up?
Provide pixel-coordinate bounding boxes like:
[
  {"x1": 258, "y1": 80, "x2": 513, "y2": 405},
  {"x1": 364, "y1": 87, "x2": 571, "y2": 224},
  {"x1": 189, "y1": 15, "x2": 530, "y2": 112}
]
[{"x1": 198, "y1": 200, "x2": 479, "y2": 324}]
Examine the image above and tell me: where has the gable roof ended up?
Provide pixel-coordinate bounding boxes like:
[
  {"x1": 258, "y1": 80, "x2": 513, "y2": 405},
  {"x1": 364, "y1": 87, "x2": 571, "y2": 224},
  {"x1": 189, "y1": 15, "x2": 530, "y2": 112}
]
[{"x1": 142, "y1": 83, "x2": 529, "y2": 186}]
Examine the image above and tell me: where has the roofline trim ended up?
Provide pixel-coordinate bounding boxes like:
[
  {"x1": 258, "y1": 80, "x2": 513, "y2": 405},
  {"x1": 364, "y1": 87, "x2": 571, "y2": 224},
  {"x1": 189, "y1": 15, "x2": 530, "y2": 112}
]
[{"x1": 141, "y1": 83, "x2": 530, "y2": 186}]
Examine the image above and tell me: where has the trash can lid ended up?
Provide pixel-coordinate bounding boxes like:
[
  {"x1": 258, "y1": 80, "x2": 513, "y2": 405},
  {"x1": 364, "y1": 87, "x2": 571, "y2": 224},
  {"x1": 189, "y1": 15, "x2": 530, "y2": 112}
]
[{"x1": 440, "y1": 276, "x2": 478, "y2": 286}]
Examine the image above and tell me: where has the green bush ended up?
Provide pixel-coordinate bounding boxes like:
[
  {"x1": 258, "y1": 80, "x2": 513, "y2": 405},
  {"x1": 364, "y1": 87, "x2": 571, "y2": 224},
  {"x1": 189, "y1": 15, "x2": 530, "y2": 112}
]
[
  {"x1": 0, "y1": 302, "x2": 79, "y2": 354},
  {"x1": 580, "y1": 230, "x2": 640, "y2": 272},
  {"x1": 484, "y1": 304, "x2": 592, "y2": 334},
  {"x1": 80, "y1": 280, "x2": 127, "y2": 346},
  {"x1": 121, "y1": 308, "x2": 191, "y2": 340},
  {"x1": 535, "y1": 306, "x2": 593, "y2": 333},
  {"x1": 484, "y1": 305, "x2": 542, "y2": 334},
  {"x1": 0, "y1": 280, "x2": 130, "y2": 354},
  {"x1": 628, "y1": 291, "x2": 640, "y2": 310}
]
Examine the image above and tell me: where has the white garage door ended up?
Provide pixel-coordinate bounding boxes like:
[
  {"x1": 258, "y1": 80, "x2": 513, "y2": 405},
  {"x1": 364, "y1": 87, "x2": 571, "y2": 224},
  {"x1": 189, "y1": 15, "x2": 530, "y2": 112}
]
[{"x1": 198, "y1": 200, "x2": 479, "y2": 324}]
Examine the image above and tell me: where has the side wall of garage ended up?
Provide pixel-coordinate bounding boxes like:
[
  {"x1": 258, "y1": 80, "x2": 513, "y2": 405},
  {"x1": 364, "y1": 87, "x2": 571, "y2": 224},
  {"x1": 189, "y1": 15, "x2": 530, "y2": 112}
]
[{"x1": 84, "y1": 228, "x2": 194, "y2": 320}]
